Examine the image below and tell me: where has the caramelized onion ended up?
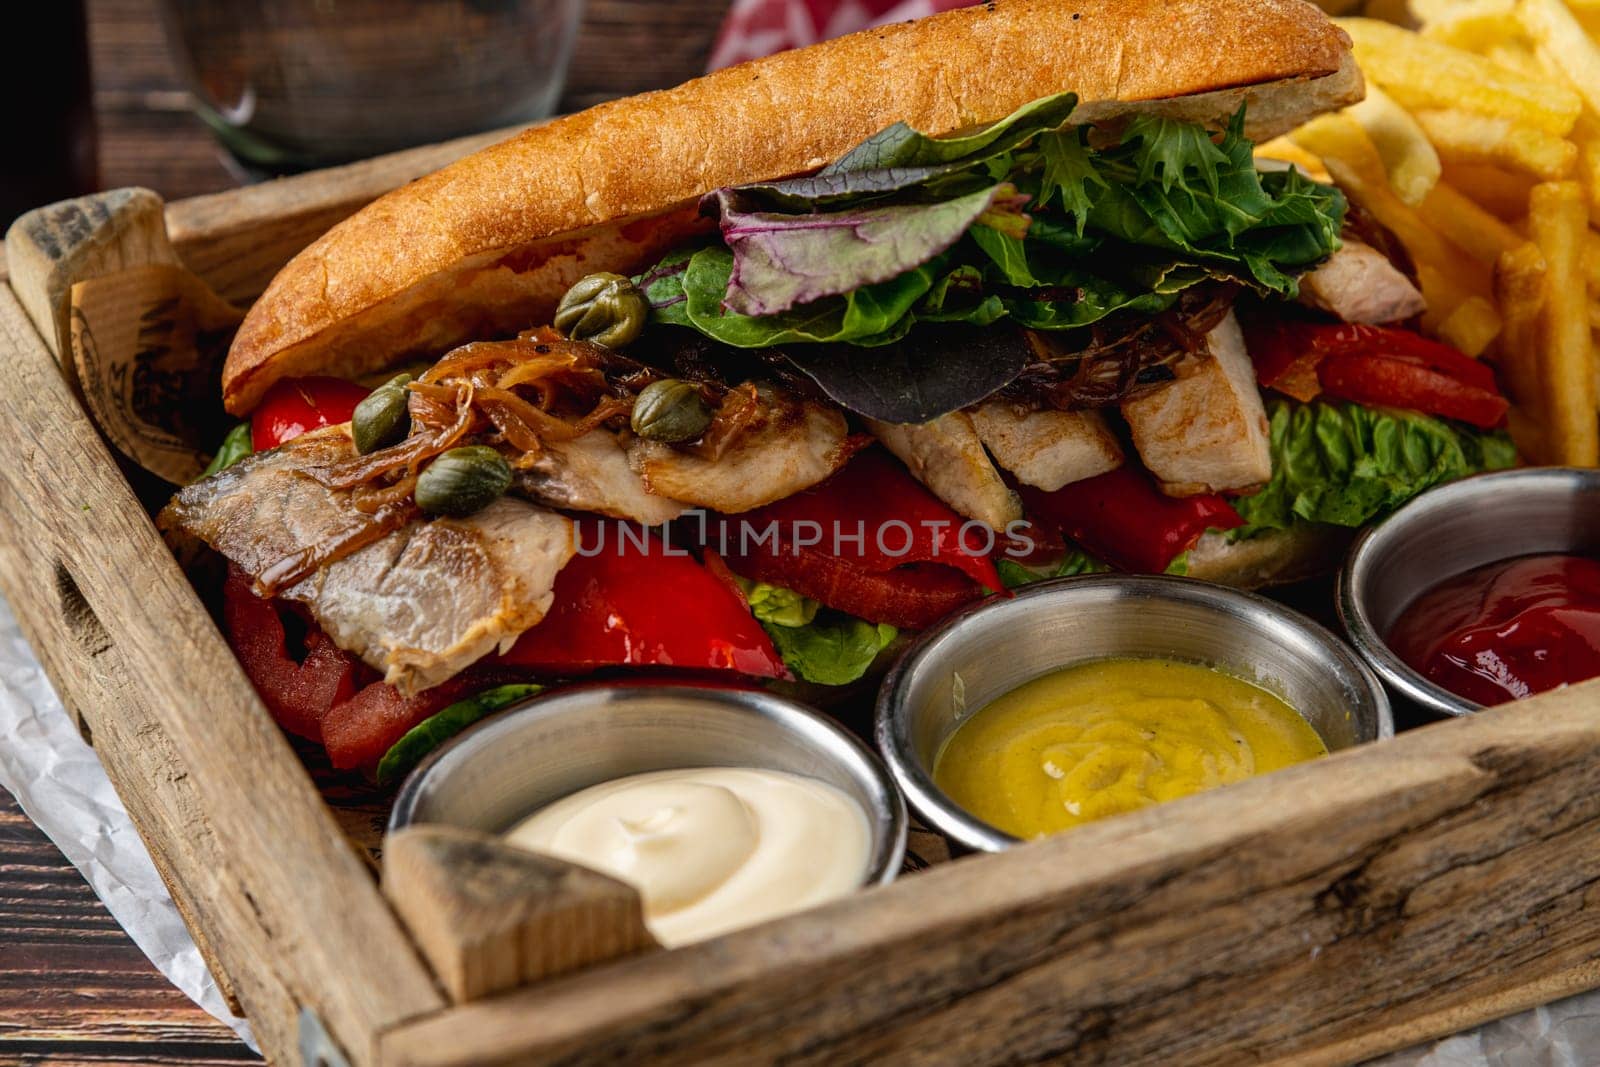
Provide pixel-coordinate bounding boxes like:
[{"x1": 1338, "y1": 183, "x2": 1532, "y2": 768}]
[{"x1": 1004, "y1": 283, "x2": 1239, "y2": 409}]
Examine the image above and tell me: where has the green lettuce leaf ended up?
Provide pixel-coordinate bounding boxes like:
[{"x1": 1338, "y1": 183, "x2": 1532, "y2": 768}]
[
  {"x1": 736, "y1": 578, "x2": 897, "y2": 686},
  {"x1": 996, "y1": 547, "x2": 1109, "y2": 589},
  {"x1": 995, "y1": 545, "x2": 1189, "y2": 586},
  {"x1": 197, "y1": 422, "x2": 252, "y2": 481},
  {"x1": 375, "y1": 683, "x2": 543, "y2": 786},
  {"x1": 1232, "y1": 399, "x2": 1518, "y2": 537},
  {"x1": 741, "y1": 581, "x2": 820, "y2": 628}
]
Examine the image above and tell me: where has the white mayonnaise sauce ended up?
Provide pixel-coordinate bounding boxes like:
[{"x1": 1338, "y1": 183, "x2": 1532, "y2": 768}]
[{"x1": 505, "y1": 767, "x2": 871, "y2": 947}]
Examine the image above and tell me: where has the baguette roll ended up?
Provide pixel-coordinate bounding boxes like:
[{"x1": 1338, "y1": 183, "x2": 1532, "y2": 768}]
[{"x1": 223, "y1": 0, "x2": 1359, "y2": 414}]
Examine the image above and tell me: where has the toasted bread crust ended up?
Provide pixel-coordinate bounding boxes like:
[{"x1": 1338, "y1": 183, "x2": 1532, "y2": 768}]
[{"x1": 224, "y1": 0, "x2": 1357, "y2": 413}]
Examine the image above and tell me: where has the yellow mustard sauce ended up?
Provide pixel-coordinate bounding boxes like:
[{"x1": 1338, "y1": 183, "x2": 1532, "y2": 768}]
[{"x1": 932, "y1": 658, "x2": 1327, "y2": 838}]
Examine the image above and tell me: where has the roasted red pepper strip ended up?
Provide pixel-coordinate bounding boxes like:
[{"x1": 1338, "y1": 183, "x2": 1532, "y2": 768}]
[
  {"x1": 220, "y1": 564, "x2": 364, "y2": 741},
  {"x1": 1238, "y1": 315, "x2": 1326, "y2": 402},
  {"x1": 496, "y1": 523, "x2": 788, "y2": 679},
  {"x1": 1019, "y1": 466, "x2": 1243, "y2": 574},
  {"x1": 1241, "y1": 318, "x2": 1507, "y2": 427},
  {"x1": 724, "y1": 449, "x2": 1005, "y2": 592},
  {"x1": 1317, "y1": 353, "x2": 1509, "y2": 429},
  {"x1": 251, "y1": 376, "x2": 371, "y2": 450},
  {"x1": 720, "y1": 546, "x2": 984, "y2": 630}
]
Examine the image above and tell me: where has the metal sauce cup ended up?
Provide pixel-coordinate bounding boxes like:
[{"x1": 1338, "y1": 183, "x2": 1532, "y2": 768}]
[
  {"x1": 876, "y1": 575, "x2": 1393, "y2": 852},
  {"x1": 1339, "y1": 467, "x2": 1600, "y2": 717},
  {"x1": 390, "y1": 684, "x2": 907, "y2": 889}
]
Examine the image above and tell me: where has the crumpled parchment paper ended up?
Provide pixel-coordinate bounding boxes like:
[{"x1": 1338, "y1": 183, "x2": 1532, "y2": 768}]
[
  {"x1": 0, "y1": 593, "x2": 257, "y2": 1052},
  {"x1": 2, "y1": 586, "x2": 1596, "y2": 1063}
]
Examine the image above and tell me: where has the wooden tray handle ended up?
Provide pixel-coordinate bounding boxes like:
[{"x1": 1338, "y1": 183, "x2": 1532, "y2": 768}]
[
  {"x1": 382, "y1": 826, "x2": 659, "y2": 1003},
  {"x1": 5, "y1": 189, "x2": 244, "y2": 484},
  {"x1": 5, "y1": 188, "x2": 180, "y2": 371}
]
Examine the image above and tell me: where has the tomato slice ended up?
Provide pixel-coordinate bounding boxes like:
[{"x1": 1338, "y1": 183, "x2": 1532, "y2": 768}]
[
  {"x1": 1019, "y1": 466, "x2": 1243, "y2": 574},
  {"x1": 251, "y1": 376, "x2": 371, "y2": 450},
  {"x1": 497, "y1": 523, "x2": 788, "y2": 679},
  {"x1": 220, "y1": 565, "x2": 364, "y2": 741},
  {"x1": 321, "y1": 671, "x2": 512, "y2": 772},
  {"x1": 1318, "y1": 353, "x2": 1509, "y2": 429},
  {"x1": 721, "y1": 545, "x2": 985, "y2": 630}
]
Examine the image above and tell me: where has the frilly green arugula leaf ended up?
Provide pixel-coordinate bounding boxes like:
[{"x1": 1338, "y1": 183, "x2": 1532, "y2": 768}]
[
  {"x1": 1125, "y1": 114, "x2": 1230, "y2": 194},
  {"x1": 1036, "y1": 128, "x2": 1107, "y2": 234}
]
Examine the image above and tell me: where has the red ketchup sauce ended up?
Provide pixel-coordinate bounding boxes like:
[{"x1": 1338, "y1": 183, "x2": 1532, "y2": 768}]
[{"x1": 1386, "y1": 554, "x2": 1600, "y2": 705}]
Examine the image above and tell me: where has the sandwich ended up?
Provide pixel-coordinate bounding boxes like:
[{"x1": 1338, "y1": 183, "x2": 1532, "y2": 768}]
[{"x1": 160, "y1": 0, "x2": 1515, "y2": 778}]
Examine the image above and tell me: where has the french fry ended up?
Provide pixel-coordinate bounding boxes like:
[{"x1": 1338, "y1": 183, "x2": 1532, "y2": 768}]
[
  {"x1": 1338, "y1": 17, "x2": 1581, "y2": 136},
  {"x1": 1584, "y1": 228, "x2": 1600, "y2": 291},
  {"x1": 1494, "y1": 242, "x2": 1548, "y2": 435},
  {"x1": 1519, "y1": 0, "x2": 1600, "y2": 116},
  {"x1": 1411, "y1": 0, "x2": 1508, "y2": 20},
  {"x1": 1506, "y1": 407, "x2": 1549, "y2": 462},
  {"x1": 1484, "y1": 41, "x2": 1548, "y2": 78},
  {"x1": 1412, "y1": 109, "x2": 1577, "y2": 180},
  {"x1": 1528, "y1": 181, "x2": 1599, "y2": 465},
  {"x1": 1435, "y1": 295, "x2": 1504, "y2": 356},
  {"x1": 1419, "y1": 6, "x2": 1524, "y2": 52},
  {"x1": 1291, "y1": 114, "x2": 1494, "y2": 321},
  {"x1": 1569, "y1": 114, "x2": 1600, "y2": 228},
  {"x1": 1252, "y1": 137, "x2": 1331, "y2": 182},
  {"x1": 1418, "y1": 182, "x2": 1529, "y2": 265},
  {"x1": 1345, "y1": 85, "x2": 1440, "y2": 206},
  {"x1": 1441, "y1": 162, "x2": 1536, "y2": 219}
]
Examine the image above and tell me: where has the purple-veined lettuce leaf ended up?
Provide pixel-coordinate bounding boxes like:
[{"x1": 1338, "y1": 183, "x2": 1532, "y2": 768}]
[{"x1": 706, "y1": 184, "x2": 1005, "y2": 317}]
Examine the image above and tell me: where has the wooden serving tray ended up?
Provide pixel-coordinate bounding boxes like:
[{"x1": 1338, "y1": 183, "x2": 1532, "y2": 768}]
[{"x1": 3, "y1": 134, "x2": 1600, "y2": 1067}]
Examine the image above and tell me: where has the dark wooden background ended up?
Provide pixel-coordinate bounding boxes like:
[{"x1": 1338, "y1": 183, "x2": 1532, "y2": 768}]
[{"x1": 0, "y1": 0, "x2": 721, "y2": 1061}]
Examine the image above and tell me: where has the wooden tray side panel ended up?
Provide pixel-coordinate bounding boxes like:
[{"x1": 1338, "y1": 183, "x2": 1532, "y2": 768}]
[
  {"x1": 0, "y1": 285, "x2": 445, "y2": 1065},
  {"x1": 378, "y1": 678, "x2": 1600, "y2": 1067},
  {"x1": 165, "y1": 124, "x2": 525, "y2": 306}
]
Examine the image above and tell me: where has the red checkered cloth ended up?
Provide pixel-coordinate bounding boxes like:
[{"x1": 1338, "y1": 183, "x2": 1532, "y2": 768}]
[{"x1": 708, "y1": 0, "x2": 979, "y2": 71}]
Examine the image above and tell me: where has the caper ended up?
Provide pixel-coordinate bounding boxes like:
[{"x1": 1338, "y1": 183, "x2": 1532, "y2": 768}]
[
  {"x1": 415, "y1": 446, "x2": 512, "y2": 517},
  {"x1": 352, "y1": 373, "x2": 414, "y2": 454},
  {"x1": 631, "y1": 378, "x2": 714, "y2": 443},
  {"x1": 553, "y1": 272, "x2": 650, "y2": 349}
]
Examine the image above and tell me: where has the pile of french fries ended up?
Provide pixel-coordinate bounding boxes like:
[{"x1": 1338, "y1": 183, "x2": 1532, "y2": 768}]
[{"x1": 1259, "y1": 0, "x2": 1600, "y2": 466}]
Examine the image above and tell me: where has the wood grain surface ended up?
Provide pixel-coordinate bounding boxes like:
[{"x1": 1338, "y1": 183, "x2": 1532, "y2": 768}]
[
  {"x1": 0, "y1": 789, "x2": 259, "y2": 1065},
  {"x1": 5, "y1": 1, "x2": 720, "y2": 1063}
]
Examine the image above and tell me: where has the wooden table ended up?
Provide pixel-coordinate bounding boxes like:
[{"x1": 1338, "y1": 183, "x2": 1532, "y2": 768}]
[{"x1": 0, "y1": 0, "x2": 720, "y2": 1061}]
